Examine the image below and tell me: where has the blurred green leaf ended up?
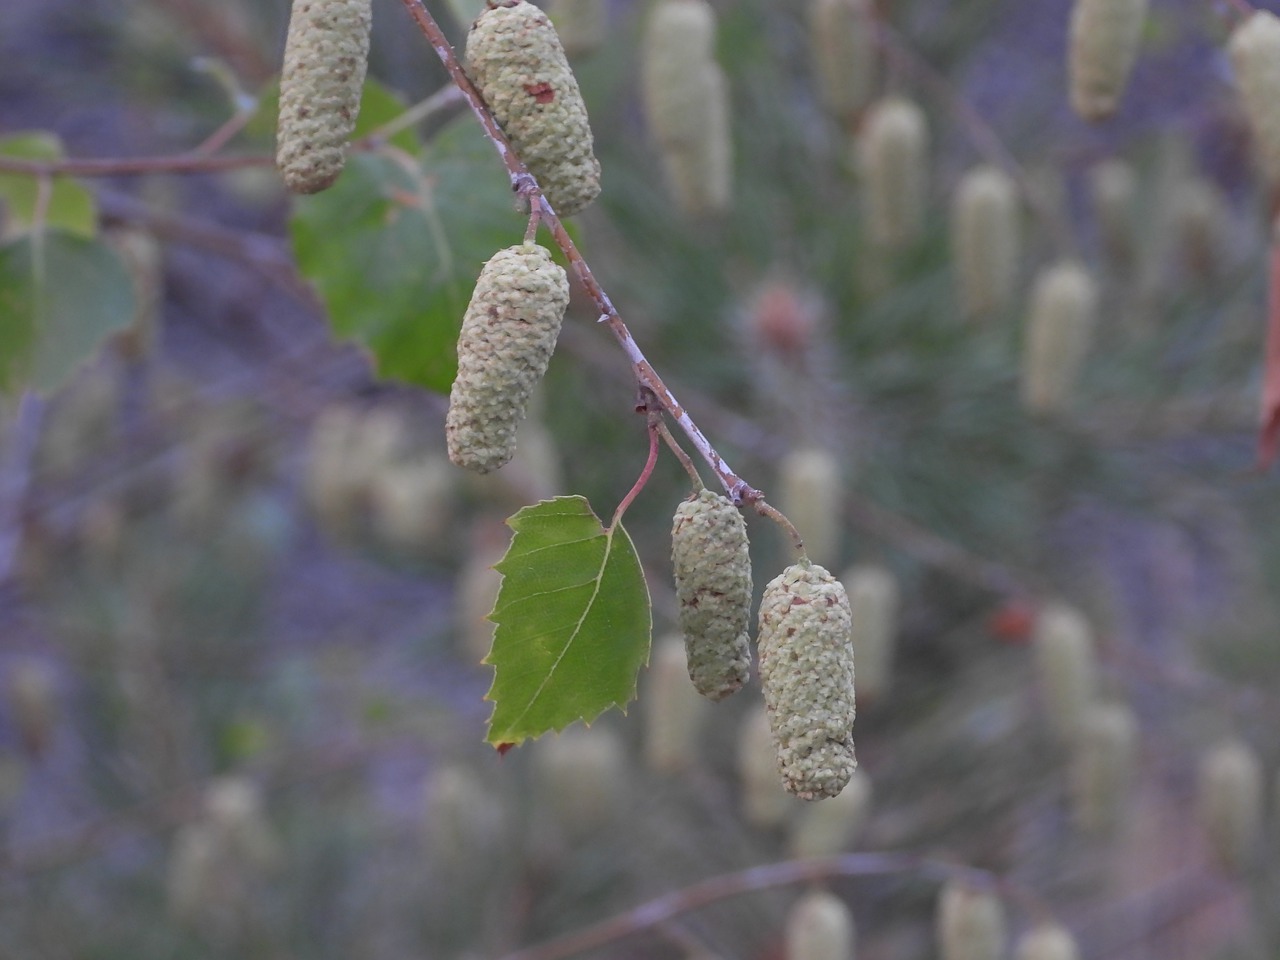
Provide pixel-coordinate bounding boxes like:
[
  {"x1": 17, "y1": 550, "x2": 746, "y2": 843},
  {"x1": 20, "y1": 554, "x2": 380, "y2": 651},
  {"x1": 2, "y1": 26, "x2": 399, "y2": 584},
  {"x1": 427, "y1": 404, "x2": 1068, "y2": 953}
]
[
  {"x1": 0, "y1": 231, "x2": 134, "y2": 393},
  {"x1": 0, "y1": 133, "x2": 98, "y2": 239},
  {"x1": 245, "y1": 77, "x2": 423, "y2": 157},
  {"x1": 485, "y1": 496, "x2": 651, "y2": 747},
  {"x1": 289, "y1": 119, "x2": 522, "y2": 394}
]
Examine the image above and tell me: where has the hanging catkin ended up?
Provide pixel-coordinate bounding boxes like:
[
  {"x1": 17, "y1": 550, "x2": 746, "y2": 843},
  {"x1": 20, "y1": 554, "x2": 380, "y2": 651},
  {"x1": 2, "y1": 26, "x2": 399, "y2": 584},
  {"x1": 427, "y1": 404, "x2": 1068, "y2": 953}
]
[
  {"x1": 276, "y1": 0, "x2": 373, "y2": 194},
  {"x1": 858, "y1": 96, "x2": 929, "y2": 248},
  {"x1": 786, "y1": 890, "x2": 857, "y2": 960},
  {"x1": 642, "y1": 636, "x2": 710, "y2": 772},
  {"x1": 547, "y1": 0, "x2": 605, "y2": 58},
  {"x1": 670, "y1": 489, "x2": 753, "y2": 701},
  {"x1": 1229, "y1": 11, "x2": 1280, "y2": 186},
  {"x1": 1068, "y1": 0, "x2": 1149, "y2": 122},
  {"x1": 937, "y1": 880, "x2": 1006, "y2": 960},
  {"x1": 1089, "y1": 158, "x2": 1137, "y2": 266},
  {"x1": 1020, "y1": 261, "x2": 1098, "y2": 415},
  {"x1": 808, "y1": 0, "x2": 876, "y2": 126},
  {"x1": 641, "y1": 0, "x2": 732, "y2": 216},
  {"x1": 951, "y1": 165, "x2": 1020, "y2": 318},
  {"x1": 1197, "y1": 739, "x2": 1262, "y2": 873},
  {"x1": 1031, "y1": 603, "x2": 1099, "y2": 741},
  {"x1": 1070, "y1": 702, "x2": 1137, "y2": 833},
  {"x1": 779, "y1": 447, "x2": 843, "y2": 569},
  {"x1": 466, "y1": 0, "x2": 601, "y2": 216},
  {"x1": 446, "y1": 243, "x2": 570, "y2": 473},
  {"x1": 843, "y1": 564, "x2": 898, "y2": 704},
  {"x1": 758, "y1": 562, "x2": 856, "y2": 800},
  {"x1": 1014, "y1": 924, "x2": 1081, "y2": 960}
]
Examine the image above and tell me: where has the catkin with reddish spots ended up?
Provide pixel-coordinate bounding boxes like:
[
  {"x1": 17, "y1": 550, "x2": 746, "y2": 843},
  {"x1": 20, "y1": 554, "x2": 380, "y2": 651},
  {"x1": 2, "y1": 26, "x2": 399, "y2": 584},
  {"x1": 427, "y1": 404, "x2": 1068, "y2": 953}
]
[
  {"x1": 1068, "y1": 0, "x2": 1149, "y2": 122},
  {"x1": 466, "y1": 0, "x2": 601, "y2": 216},
  {"x1": 276, "y1": 0, "x2": 373, "y2": 194},
  {"x1": 446, "y1": 243, "x2": 570, "y2": 473},
  {"x1": 757, "y1": 562, "x2": 856, "y2": 800},
  {"x1": 671, "y1": 489, "x2": 753, "y2": 701}
]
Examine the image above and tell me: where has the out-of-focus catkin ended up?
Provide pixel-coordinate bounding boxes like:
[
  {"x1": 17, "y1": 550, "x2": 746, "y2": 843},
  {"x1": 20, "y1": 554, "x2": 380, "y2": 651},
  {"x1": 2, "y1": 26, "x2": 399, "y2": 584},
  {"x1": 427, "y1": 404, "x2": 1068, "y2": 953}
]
[
  {"x1": 1089, "y1": 158, "x2": 1137, "y2": 267},
  {"x1": 421, "y1": 765, "x2": 504, "y2": 870},
  {"x1": 937, "y1": 880, "x2": 1006, "y2": 960},
  {"x1": 951, "y1": 165, "x2": 1020, "y2": 318},
  {"x1": 779, "y1": 447, "x2": 843, "y2": 569},
  {"x1": 788, "y1": 767, "x2": 872, "y2": 859},
  {"x1": 446, "y1": 243, "x2": 569, "y2": 474},
  {"x1": 671, "y1": 489, "x2": 752, "y2": 701},
  {"x1": 276, "y1": 0, "x2": 373, "y2": 194},
  {"x1": 843, "y1": 564, "x2": 898, "y2": 705},
  {"x1": 1068, "y1": 0, "x2": 1149, "y2": 122},
  {"x1": 643, "y1": 636, "x2": 710, "y2": 773},
  {"x1": 1014, "y1": 924, "x2": 1081, "y2": 960},
  {"x1": 758, "y1": 562, "x2": 856, "y2": 800},
  {"x1": 738, "y1": 705, "x2": 795, "y2": 828},
  {"x1": 808, "y1": 0, "x2": 876, "y2": 126},
  {"x1": 858, "y1": 96, "x2": 929, "y2": 249},
  {"x1": 1197, "y1": 738, "x2": 1262, "y2": 873},
  {"x1": 532, "y1": 725, "x2": 626, "y2": 843},
  {"x1": 466, "y1": 0, "x2": 601, "y2": 215},
  {"x1": 641, "y1": 0, "x2": 732, "y2": 216},
  {"x1": 7, "y1": 659, "x2": 57, "y2": 758},
  {"x1": 457, "y1": 521, "x2": 509, "y2": 663},
  {"x1": 547, "y1": 0, "x2": 605, "y2": 58},
  {"x1": 1229, "y1": 11, "x2": 1280, "y2": 187},
  {"x1": 1031, "y1": 603, "x2": 1099, "y2": 741},
  {"x1": 1020, "y1": 261, "x2": 1098, "y2": 416},
  {"x1": 1070, "y1": 702, "x2": 1137, "y2": 834},
  {"x1": 786, "y1": 890, "x2": 856, "y2": 960}
]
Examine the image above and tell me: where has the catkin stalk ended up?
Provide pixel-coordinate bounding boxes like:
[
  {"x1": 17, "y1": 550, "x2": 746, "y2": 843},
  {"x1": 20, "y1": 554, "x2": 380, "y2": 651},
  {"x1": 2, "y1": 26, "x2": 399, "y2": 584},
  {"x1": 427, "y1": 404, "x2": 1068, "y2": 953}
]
[
  {"x1": 466, "y1": 0, "x2": 601, "y2": 215},
  {"x1": 1020, "y1": 261, "x2": 1098, "y2": 415},
  {"x1": 276, "y1": 0, "x2": 373, "y2": 194},
  {"x1": 671, "y1": 489, "x2": 753, "y2": 700},
  {"x1": 1229, "y1": 11, "x2": 1280, "y2": 186},
  {"x1": 758, "y1": 562, "x2": 857, "y2": 800},
  {"x1": 1068, "y1": 0, "x2": 1149, "y2": 122},
  {"x1": 446, "y1": 243, "x2": 570, "y2": 473},
  {"x1": 951, "y1": 165, "x2": 1020, "y2": 318}
]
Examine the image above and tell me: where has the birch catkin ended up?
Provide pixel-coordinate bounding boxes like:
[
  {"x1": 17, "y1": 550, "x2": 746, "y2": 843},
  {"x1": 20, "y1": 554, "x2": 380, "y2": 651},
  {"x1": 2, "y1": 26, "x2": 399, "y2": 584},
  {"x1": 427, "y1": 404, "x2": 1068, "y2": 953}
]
[
  {"x1": 779, "y1": 447, "x2": 843, "y2": 569},
  {"x1": 937, "y1": 880, "x2": 1006, "y2": 960},
  {"x1": 808, "y1": 0, "x2": 876, "y2": 126},
  {"x1": 739, "y1": 705, "x2": 794, "y2": 828},
  {"x1": 951, "y1": 165, "x2": 1020, "y2": 318},
  {"x1": 1229, "y1": 11, "x2": 1280, "y2": 186},
  {"x1": 1197, "y1": 739, "x2": 1262, "y2": 873},
  {"x1": 758, "y1": 562, "x2": 856, "y2": 800},
  {"x1": 466, "y1": 0, "x2": 601, "y2": 216},
  {"x1": 843, "y1": 564, "x2": 898, "y2": 704},
  {"x1": 1015, "y1": 924, "x2": 1081, "y2": 960},
  {"x1": 788, "y1": 767, "x2": 872, "y2": 858},
  {"x1": 643, "y1": 636, "x2": 710, "y2": 772},
  {"x1": 446, "y1": 243, "x2": 570, "y2": 473},
  {"x1": 859, "y1": 96, "x2": 929, "y2": 248},
  {"x1": 671, "y1": 489, "x2": 753, "y2": 701},
  {"x1": 1032, "y1": 603, "x2": 1099, "y2": 740},
  {"x1": 786, "y1": 890, "x2": 857, "y2": 960},
  {"x1": 1070, "y1": 702, "x2": 1137, "y2": 833},
  {"x1": 276, "y1": 0, "x2": 373, "y2": 194},
  {"x1": 1068, "y1": 0, "x2": 1149, "y2": 122},
  {"x1": 1020, "y1": 262, "x2": 1098, "y2": 415}
]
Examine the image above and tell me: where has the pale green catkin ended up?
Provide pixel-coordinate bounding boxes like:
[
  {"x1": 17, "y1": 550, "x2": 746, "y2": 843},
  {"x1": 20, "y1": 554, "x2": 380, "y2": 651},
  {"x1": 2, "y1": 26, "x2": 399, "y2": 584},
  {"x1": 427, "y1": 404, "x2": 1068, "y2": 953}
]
[
  {"x1": 843, "y1": 564, "x2": 898, "y2": 704},
  {"x1": 937, "y1": 880, "x2": 1006, "y2": 960},
  {"x1": 641, "y1": 0, "x2": 732, "y2": 216},
  {"x1": 548, "y1": 0, "x2": 605, "y2": 58},
  {"x1": 788, "y1": 767, "x2": 872, "y2": 859},
  {"x1": 446, "y1": 243, "x2": 570, "y2": 473},
  {"x1": 671, "y1": 489, "x2": 753, "y2": 701},
  {"x1": 1068, "y1": 0, "x2": 1149, "y2": 122},
  {"x1": 276, "y1": 0, "x2": 373, "y2": 194},
  {"x1": 951, "y1": 165, "x2": 1020, "y2": 318},
  {"x1": 858, "y1": 96, "x2": 929, "y2": 249},
  {"x1": 738, "y1": 705, "x2": 794, "y2": 828},
  {"x1": 1020, "y1": 261, "x2": 1098, "y2": 415},
  {"x1": 421, "y1": 765, "x2": 504, "y2": 869},
  {"x1": 1088, "y1": 158, "x2": 1136, "y2": 266},
  {"x1": 466, "y1": 0, "x2": 601, "y2": 215},
  {"x1": 643, "y1": 636, "x2": 710, "y2": 773},
  {"x1": 779, "y1": 447, "x2": 843, "y2": 569},
  {"x1": 1014, "y1": 924, "x2": 1081, "y2": 960},
  {"x1": 808, "y1": 0, "x2": 876, "y2": 126},
  {"x1": 786, "y1": 890, "x2": 857, "y2": 960},
  {"x1": 532, "y1": 726, "x2": 626, "y2": 843},
  {"x1": 1070, "y1": 702, "x2": 1137, "y2": 833},
  {"x1": 1031, "y1": 603, "x2": 1099, "y2": 741},
  {"x1": 1197, "y1": 739, "x2": 1262, "y2": 873},
  {"x1": 758, "y1": 562, "x2": 856, "y2": 800},
  {"x1": 1229, "y1": 11, "x2": 1280, "y2": 186},
  {"x1": 7, "y1": 659, "x2": 56, "y2": 756}
]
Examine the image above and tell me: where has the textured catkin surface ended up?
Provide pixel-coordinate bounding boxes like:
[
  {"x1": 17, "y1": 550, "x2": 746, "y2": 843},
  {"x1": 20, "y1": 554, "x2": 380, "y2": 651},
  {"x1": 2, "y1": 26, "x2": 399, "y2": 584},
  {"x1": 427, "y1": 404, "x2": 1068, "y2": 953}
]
[
  {"x1": 466, "y1": 0, "x2": 601, "y2": 216},
  {"x1": 1068, "y1": 0, "x2": 1149, "y2": 122},
  {"x1": 670, "y1": 489, "x2": 752, "y2": 701},
  {"x1": 757, "y1": 561, "x2": 856, "y2": 799},
  {"x1": 1230, "y1": 11, "x2": 1280, "y2": 186},
  {"x1": 446, "y1": 243, "x2": 570, "y2": 473},
  {"x1": 276, "y1": 0, "x2": 373, "y2": 194}
]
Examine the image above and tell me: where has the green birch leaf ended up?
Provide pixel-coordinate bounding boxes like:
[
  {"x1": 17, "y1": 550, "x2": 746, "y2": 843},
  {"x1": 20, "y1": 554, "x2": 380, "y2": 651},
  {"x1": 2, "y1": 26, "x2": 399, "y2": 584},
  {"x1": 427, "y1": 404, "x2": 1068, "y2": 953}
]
[
  {"x1": 0, "y1": 133, "x2": 98, "y2": 239},
  {"x1": 0, "y1": 231, "x2": 135, "y2": 393},
  {"x1": 485, "y1": 496, "x2": 652, "y2": 747}
]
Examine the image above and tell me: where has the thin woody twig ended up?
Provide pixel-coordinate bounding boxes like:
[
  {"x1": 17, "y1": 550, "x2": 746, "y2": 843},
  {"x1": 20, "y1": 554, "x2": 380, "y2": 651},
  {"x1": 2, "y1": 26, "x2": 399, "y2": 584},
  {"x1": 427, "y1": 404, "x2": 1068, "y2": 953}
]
[
  {"x1": 656, "y1": 420, "x2": 704, "y2": 488},
  {"x1": 393, "y1": 0, "x2": 763, "y2": 508}
]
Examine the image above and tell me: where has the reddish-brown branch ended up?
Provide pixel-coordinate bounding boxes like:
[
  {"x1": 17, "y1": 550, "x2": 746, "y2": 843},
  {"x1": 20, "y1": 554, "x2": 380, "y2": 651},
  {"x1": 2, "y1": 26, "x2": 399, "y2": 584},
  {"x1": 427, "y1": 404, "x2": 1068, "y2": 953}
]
[
  {"x1": 393, "y1": 0, "x2": 762, "y2": 507},
  {"x1": 493, "y1": 853, "x2": 1052, "y2": 960}
]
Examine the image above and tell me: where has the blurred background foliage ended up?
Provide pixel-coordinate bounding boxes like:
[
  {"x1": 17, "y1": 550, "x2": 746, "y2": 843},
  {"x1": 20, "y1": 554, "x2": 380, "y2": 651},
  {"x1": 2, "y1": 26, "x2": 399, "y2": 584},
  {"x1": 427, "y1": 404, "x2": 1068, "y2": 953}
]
[{"x1": 0, "y1": 0, "x2": 1279, "y2": 957}]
